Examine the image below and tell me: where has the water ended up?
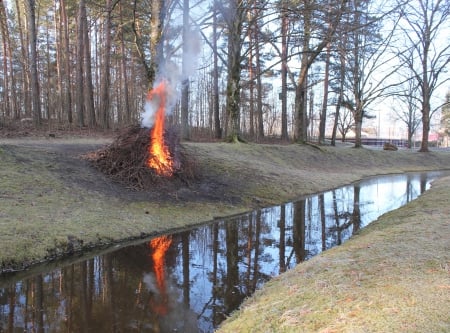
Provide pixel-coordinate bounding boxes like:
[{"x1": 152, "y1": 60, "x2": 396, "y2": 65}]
[{"x1": 0, "y1": 171, "x2": 445, "y2": 332}]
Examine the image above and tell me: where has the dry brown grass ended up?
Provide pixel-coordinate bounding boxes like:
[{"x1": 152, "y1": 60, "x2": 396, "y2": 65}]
[
  {"x1": 1, "y1": 133, "x2": 450, "y2": 332},
  {"x1": 217, "y1": 175, "x2": 450, "y2": 333}
]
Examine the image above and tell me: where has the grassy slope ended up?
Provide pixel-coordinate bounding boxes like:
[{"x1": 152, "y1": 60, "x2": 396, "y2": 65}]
[
  {"x1": 217, "y1": 175, "x2": 450, "y2": 333},
  {"x1": 0, "y1": 139, "x2": 449, "y2": 315}
]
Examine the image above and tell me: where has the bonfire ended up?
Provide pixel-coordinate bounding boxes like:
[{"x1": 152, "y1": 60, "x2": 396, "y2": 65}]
[{"x1": 85, "y1": 81, "x2": 195, "y2": 190}]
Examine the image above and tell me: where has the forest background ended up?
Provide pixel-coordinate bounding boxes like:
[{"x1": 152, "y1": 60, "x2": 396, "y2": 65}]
[{"x1": 0, "y1": 0, "x2": 449, "y2": 151}]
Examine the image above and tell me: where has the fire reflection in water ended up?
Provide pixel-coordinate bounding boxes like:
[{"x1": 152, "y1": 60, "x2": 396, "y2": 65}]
[
  {"x1": 148, "y1": 235, "x2": 173, "y2": 316},
  {"x1": 0, "y1": 172, "x2": 442, "y2": 333}
]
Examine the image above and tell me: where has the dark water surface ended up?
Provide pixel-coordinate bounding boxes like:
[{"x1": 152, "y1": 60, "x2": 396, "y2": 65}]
[{"x1": 0, "y1": 171, "x2": 446, "y2": 332}]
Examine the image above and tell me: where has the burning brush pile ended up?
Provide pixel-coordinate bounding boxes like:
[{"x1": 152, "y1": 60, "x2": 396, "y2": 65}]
[{"x1": 85, "y1": 81, "x2": 195, "y2": 190}]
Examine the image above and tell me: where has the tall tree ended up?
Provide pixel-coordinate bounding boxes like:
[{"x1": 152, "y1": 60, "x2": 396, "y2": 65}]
[
  {"x1": 330, "y1": 37, "x2": 346, "y2": 146},
  {"x1": 212, "y1": 1, "x2": 222, "y2": 139},
  {"x1": 341, "y1": 0, "x2": 399, "y2": 147},
  {"x1": 82, "y1": 3, "x2": 96, "y2": 128},
  {"x1": 223, "y1": 0, "x2": 248, "y2": 142},
  {"x1": 149, "y1": 0, "x2": 166, "y2": 87},
  {"x1": 391, "y1": 78, "x2": 422, "y2": 148},
  {"x1": 293, "y1": 0, "x2": 347, "y2": 143},
  {"x1": 24, "y1": 0, "x2": 41, "y2": 126},
  {"x1": 181, "y1": 0, "x2": 191, "y2": 140},
  {"x1": 131, "y1": 0, "x2": 167, "y2": 90},
  {"x1": 118, "y1": 2, "x2": 131, "y2": 124},
  {"x1": 318, "y1": 42, "x2": 331, "y2": 144},
  {"x1": 99, "y1": 0, "x2": 114, "y2": 129},
  {"x1": 398, "y1": 0, "x2": 450, "y2": 152},
  {"x1": 15, "y1": 0, "x2": 31, "y2": 119},
  {"x1": 60, "y1": 0, "x2": 73, "y2": 124},
  {"x1": 0, "y1": 1, "x2": 17, "y2": 119},
  {"x1": 280, "y1": 0, "x2": 289, "y2": 140},
  {"x1": 253, "y1": 2, "x2": 264, "y2": 140},
  {"x1": 75, "y1": 0, "x2": 86, "y2": 127}
]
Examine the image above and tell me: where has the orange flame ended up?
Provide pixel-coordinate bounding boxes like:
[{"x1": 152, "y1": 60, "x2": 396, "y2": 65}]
[
  {"x1": 149, "y1": 235, "x2": 173, "y2": 315},
  {"x1": 146, "y1": 81, "x2": 174, "y2": 176}
]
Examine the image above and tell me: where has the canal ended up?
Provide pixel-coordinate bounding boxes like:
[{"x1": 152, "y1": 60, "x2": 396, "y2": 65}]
[{"x1": 0, "y1": 171, "x2": 445, "y2": 332}]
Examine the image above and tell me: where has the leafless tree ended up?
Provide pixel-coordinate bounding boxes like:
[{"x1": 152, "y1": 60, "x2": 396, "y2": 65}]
[
  {"x1": 391, "y1": 78, "x2": 422, "y2": 148},
  {"x1": 397, "y1": 0, "x2": 450, "y2": 152},
  {"x1": 340, "y1": 0, "x2": 400, "y2": 148},
  {"x1": 337, "y1": 106, "x2": 354, "y2": 141}
]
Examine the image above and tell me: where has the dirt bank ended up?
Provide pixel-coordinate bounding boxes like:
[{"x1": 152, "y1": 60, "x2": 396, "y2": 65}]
[{"x1": 1, "y1": 137, "x2": 450, "y2": 274}]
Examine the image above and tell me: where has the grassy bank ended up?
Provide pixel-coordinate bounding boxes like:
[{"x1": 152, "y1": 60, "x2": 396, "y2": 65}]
[
  {"x1": 0, "y1": 137, "x2": 449, "y2": 278},
  {"x1": 217, "y1": 174, "x2": 450, "y2": 333}
]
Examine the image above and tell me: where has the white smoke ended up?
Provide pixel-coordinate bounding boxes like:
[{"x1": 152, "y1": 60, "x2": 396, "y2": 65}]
[
  {"x1": 140, "y1": 28, "x2": 202, "y2": 129},
  {"x1": 141, "y1": 95, "x2": 158, "y2": 129}
]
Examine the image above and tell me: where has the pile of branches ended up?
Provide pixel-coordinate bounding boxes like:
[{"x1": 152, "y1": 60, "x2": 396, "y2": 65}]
[{"x1": 84, "y1": 125, "x2": 196, "y2": 190}]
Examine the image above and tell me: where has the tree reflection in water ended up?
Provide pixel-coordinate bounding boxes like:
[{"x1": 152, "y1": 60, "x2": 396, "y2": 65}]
[{"x1": 0, "y1": 171, "x2": 445, "y2": 333}]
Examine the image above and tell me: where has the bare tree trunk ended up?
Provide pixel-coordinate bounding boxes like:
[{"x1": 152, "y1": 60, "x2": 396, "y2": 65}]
[
  {"x1": 420, "y1": 100, "x2": 431, "y2": 152},
  {"x1": 131, "y1": 0, "x2": 166, "y2": 90},
  {"x1": 44, "y1": 20, "x2": 52, "y2": 121},
  {"x1": 224, "y1": 0, "x2": 245, "y2": 142},
  {"x1": 254, "y1": 15, "x2": 264, "y2": 140},
  {"x1": 15, "y1": 0, "x2": 31, "y2": 118},
  {"x1": 83, "y1": 12, "x2": 96, "y2": 128},
  {"x1": 319, "y1": 43, "x2": 330, "y2": 144},
  {"x1": 76, "y1": 0, "x2": 86, "y2": 127},
  {"x1": 294, "y1": 0, "x2": 346, "y2": 143},
  {"x1": 247, "y1": 21, "x2": 255, "y2": 139},
  {"x1": 60, "y1": 0, "x2": 72, "y2": 124},
  {"x1": 99, "y1": 0, "x2": 113, "y2": 129},
  {"x1": 248, "y1": 24, "x2": 255, "y2": 138},
  {"x1": 119, "y1": 3, "x2": 131, "y2": 124},
  {"x1": 331, "y1": 90, "x2": 343, "y2": 146},
  {"x1": 24, "y1": 0, "x2": 41, "y2": 126},
  {"x1": 354, "y1": 110, "x2": 363, "y2": 148},
  {"x1": 351, "y1": 2, "x2": 362, "y2": 148},
  {"x1": 294, "y1": 67, "x2": 308, "y2": 142},
  {"x1": 0, "y1": 1, "x2": 13, "y2": 119},
  {"x1": 294, "y1": 2, "x2": 319, "y2": 142},
  {"x1": 180, "y1": 0, "x2": 190, "y2": 140},
  {"x1": 149, "y1": 0, "x2": 165, "y2": 88},
  {"x1": 419, "y1": 49, "x2": 431, "y2": 152},
  {"x1": 54, "y1": 0, "x2": 64, "y2": 122},
  {"x1": 294, "y1": 0, "x2": 313, "y2": 143},
  {"x1": 212, "y1": 1, "x2": 221, "y2": 139},
  {"x1": 280, "y1": 2, "x2": 289, "y2": 140},
  {"x1": 331, "y1": 39, "x2": 346, "y2": 146}
]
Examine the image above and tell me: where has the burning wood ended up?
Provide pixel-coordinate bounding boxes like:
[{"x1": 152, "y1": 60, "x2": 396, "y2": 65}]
[
  {"x1": 146, "y1": 81, "x2": 174, "y2": 176},
  {"x1": 84, "y1": 124, "x2": 195, "y2": 190},
  {"x1": 84, "y1": 81, "x2": 196, "y2": 190}
]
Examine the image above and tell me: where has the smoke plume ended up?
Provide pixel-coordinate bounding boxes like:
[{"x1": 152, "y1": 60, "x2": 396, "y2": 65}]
[{"x1": 140, "y1": 28, "x2": 201, "y2": 129}]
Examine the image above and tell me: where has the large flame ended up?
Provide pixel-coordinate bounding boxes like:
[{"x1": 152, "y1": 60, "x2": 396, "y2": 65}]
[
  {"x1": 149, "y1": 235, "x2": 173, "y2": 315},
  {"x1": 146, "y1": 81, "x2": 174, "y2": 176}
]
